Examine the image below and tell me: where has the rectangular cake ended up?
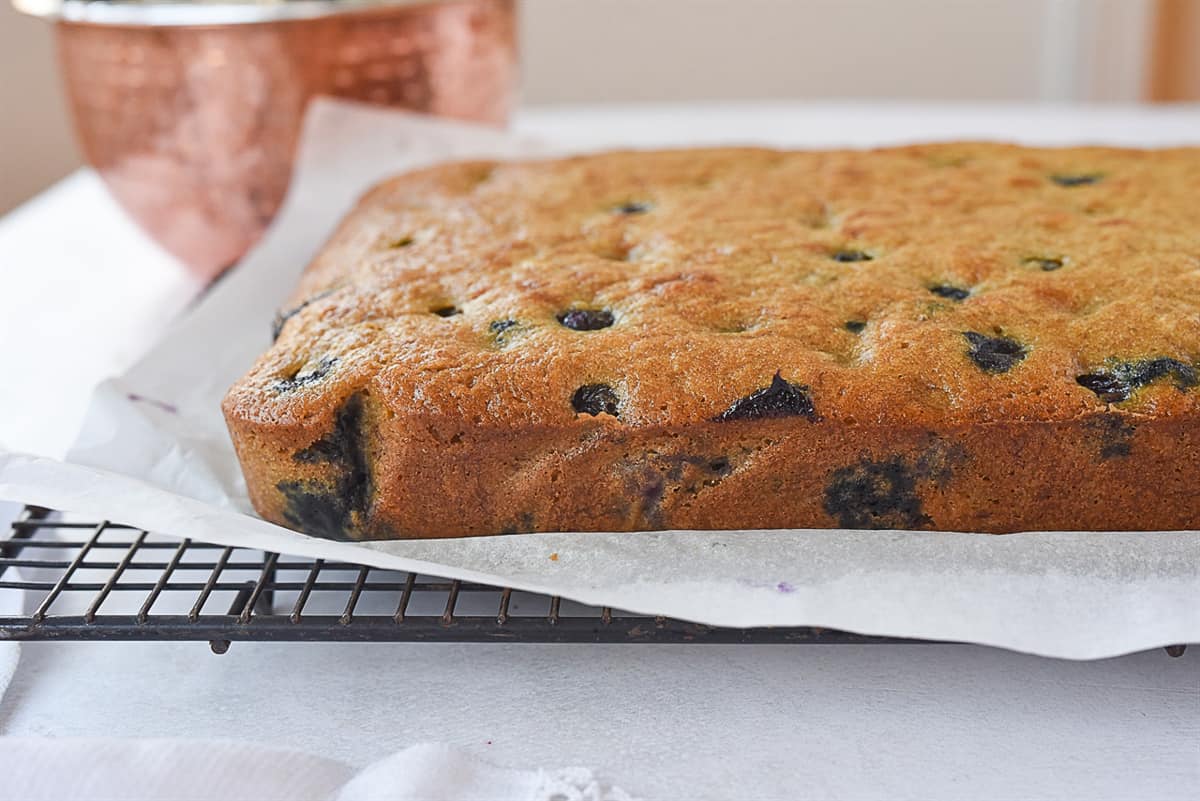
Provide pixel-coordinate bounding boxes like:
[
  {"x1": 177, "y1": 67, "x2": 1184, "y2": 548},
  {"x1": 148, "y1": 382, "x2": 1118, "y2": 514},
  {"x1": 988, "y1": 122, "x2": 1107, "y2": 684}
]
[{"x1": 222, "y1": 144, "x2": 1200, "y2": 539}]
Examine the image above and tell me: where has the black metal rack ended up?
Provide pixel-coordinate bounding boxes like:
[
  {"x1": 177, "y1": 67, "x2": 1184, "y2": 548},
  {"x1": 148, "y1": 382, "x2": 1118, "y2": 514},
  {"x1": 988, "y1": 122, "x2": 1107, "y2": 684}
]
[{"x1": 0, "y1": 506, "x2": 938, "y2": 653}]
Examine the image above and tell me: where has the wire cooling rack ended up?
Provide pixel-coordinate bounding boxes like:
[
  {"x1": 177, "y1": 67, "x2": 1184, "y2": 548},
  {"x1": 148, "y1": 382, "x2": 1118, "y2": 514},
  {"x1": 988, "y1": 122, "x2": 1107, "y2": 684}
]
[{"x1": 0, "y1": 506, "x2": 942, "y2": 654}]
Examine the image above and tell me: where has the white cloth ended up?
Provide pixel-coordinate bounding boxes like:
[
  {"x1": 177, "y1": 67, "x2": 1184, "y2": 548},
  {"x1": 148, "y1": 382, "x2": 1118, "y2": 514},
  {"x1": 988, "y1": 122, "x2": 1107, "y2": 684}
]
[
  {"x1": 0, "y1": 739, "x2": 634, "y2": 801},
  {"x1": 341, "y1": 745, "x2": 633, "y2": 801}
]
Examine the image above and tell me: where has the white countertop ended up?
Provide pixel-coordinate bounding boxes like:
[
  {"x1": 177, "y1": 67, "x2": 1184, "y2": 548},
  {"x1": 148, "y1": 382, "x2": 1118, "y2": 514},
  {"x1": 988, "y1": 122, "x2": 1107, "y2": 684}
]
[
  {"x1": 0, "y1": 103, "x2": 1197, "y2": 800},
  {"x1": 3, "y1": 641, "x2": 1195, "y2": 801}
]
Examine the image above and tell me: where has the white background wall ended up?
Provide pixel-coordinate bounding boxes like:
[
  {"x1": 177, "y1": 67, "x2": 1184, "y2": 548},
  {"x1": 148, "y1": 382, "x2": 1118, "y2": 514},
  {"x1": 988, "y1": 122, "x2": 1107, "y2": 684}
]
[{"x1": 0, "y1": 0, "x2": 1156, "y2": 213}]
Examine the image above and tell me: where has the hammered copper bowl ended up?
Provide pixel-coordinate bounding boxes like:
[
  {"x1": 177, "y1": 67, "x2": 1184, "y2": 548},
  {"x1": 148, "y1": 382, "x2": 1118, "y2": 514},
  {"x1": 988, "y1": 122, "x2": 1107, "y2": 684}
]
[{"x1": 45, "y1": 0, "x2": 517, "y2": 278}]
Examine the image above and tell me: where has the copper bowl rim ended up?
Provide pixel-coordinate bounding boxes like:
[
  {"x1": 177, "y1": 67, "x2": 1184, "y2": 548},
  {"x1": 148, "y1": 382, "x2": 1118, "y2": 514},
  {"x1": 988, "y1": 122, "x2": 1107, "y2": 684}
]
[{"x1": 13, "y1": 0, "x2": 455, "y2": 26}]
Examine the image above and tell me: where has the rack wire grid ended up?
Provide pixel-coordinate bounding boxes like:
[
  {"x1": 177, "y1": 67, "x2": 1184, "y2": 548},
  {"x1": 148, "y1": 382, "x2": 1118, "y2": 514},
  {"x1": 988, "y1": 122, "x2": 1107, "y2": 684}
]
[
  {"x1": 1, "y1": 507, "x2": 1188, "y2": 657},
  {"x1": 0, "y1": 506, "x2": 951, "y2": 654}
]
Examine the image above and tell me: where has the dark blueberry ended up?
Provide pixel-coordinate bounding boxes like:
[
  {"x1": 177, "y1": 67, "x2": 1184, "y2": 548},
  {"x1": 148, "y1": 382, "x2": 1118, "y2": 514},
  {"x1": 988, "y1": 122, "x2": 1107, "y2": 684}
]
[
  {"x1": 618, "y1": 453, "x2": 733, "y2": 527},
  {"x1": 1024, "y1": 256, "x2": 1064, "y2": 272},
  {"x1": 913, "y1": 436, "x2": 968, "y2": 488},
  {"x1": 639, "y1": 473, "x2": 667, "y2": 524},
  {"x1": 271, "y1": 288, "x2": 335, "y2": 342},
  {"x1": 831, "y1": 249, "x2": 873, "y2": 263},
  {"x1": 613, "y1": 201, "x2": 652, "y2": 215},
  {"x1": 489, "y1": 319, "x2": 518, "y2": 334},
  {"x1": 557, "y1": 308, "x2": 615, "y2": 331},
  {"x1": 276, "y1": 481, "x2": 355, "y2": 541},
  {"x1": 271, "y1": 318, "x2": 287, "y2": 343},
  {"x1": 278, "y1": 395, "x2": 370, "y2": 540},
  {"x1": 273, "y1": 356, "x2": 337, "y2": 393},
  {"x1": 490, "y1": 319, "x2": 520, "y2": 347},
  {"x1": 432, "y1": 305, "x2": 461, "y2": 317},
  {"x1": 715, "y1": 372, "x2": 817, "y2": 422},
  {"x1": 293, "y1": 395, "x2": 363, "y2": 466},
  {"x1": 930, "y1": 284, "x2": 970, "y2": 301},
  {"x1": 963, "y1": 332, "x2": 1028, "y2": 374},
  {"x1": 844, "y1": 320, "x2": 867, "y2": 334},
  {"x1": 1076, "y1": 358, "x2": 1198, "y2": 404},
  {"x1": 1088, "y1": 414, "x2": 1135, "y2": 459},
  {"x1": 271, "y1": 314, "x2": 289, "y2": 343},
  {"x1": 823, "y1": 457, "x2": 932, "y2": 530},
  {"x1": 499, "y1": 512, "x2": 537, "y2": 535},
  {"x1": 707, "y1": 457, "x2": 732, "y2": 475},
  {"x1": 1050, "y1": 173, "x2": 1103, "y2": 187},
  {"x1": 572, "y1": 384, "x2": 620, "y2": 417},
  {"x1": 1101, "y1": 439, "x2": 1131, "y2": 459},
  {"x1": 1076, "y1": 373, "x2": 1128, "y2": 404},
  {"x1": 272, "y1": 310, "x2": 299, "y2": 343}
]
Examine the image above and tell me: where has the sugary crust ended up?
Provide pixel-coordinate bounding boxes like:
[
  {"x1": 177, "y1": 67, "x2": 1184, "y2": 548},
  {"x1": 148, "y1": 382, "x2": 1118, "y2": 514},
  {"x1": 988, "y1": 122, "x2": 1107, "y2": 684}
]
[{"x1": 223, "y1": 145, "x2": 1200, "y2": 539}]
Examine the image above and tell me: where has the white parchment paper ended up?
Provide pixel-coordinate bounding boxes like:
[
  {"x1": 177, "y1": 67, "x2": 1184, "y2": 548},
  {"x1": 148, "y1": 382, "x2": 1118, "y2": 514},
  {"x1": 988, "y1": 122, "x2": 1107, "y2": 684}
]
[{"x1": 1, "y1": 100, "x2": 1196, "y2": 659}]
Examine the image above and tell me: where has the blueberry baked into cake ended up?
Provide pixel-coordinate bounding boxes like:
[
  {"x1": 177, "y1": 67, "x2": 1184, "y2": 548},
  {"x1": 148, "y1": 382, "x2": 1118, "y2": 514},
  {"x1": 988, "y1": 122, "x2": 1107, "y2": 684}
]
[{"x1": 222, "y1": 145, "x2": 1200, "y2": 540}]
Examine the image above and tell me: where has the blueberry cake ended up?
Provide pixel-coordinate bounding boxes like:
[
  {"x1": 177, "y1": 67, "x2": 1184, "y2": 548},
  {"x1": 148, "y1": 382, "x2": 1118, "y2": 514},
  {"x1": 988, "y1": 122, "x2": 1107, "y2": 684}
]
[{"x1": 222, "y1": 145, "x2": 1200, "y2": 539}]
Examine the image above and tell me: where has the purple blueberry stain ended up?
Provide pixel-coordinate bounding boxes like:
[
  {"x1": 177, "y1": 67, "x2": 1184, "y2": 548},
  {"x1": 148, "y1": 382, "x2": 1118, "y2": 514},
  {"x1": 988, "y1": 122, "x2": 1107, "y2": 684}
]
[
  {"x1": 127, "y1": 393, "x2": 178, "y2": 415},
  {"x1": 735, "y1": 578, "x2": 799, "y2": 594}
]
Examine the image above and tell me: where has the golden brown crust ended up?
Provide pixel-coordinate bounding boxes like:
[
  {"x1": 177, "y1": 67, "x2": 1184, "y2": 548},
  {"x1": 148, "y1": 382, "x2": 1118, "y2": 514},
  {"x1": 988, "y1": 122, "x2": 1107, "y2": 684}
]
[{"x1": 223, "y1": 144, "x2": 1200, "y2": 539}]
